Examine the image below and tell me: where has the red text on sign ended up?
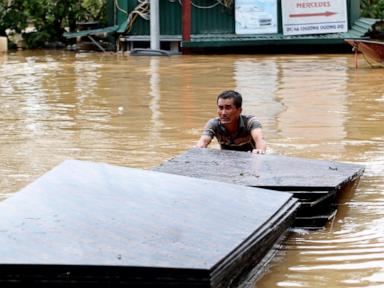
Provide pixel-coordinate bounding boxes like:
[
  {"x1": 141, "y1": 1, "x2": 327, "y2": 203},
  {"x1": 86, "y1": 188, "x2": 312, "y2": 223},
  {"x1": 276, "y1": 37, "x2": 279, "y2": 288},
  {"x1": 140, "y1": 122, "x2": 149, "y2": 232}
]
[{"x1": 296, "y1": 1, "x2": 331, "y2": 8}]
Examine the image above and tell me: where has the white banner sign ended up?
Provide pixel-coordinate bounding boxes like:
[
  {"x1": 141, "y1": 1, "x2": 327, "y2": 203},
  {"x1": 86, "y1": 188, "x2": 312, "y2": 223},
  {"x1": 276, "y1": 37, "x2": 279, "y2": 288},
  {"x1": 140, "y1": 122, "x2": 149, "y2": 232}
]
[
  {"x1": 235, "y1": 0, "x2": 278, "y2": 34},
  {"x1": 282, "y1": 0, "x2": 348, "y2": 36}
]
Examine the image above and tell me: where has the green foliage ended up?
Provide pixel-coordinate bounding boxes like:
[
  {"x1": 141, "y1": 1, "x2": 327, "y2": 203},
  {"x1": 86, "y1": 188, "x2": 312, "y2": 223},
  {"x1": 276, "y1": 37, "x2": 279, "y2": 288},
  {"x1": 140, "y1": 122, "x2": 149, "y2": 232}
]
[
  {"x1": 0, "y1": 0, "x2": 107, "y2": 48},
  {"x1": 22, "y1": 31, "x2": 50, "y2": 49},
  {"x1": 362, "y1": 0, "x2": 384, "y2": 19},
  {"x1": 0, "y1": 0, "x2": 28, "y2": 36},
  {"x1": 82, "y1": 0, "x2": 107, "y2": 26}
]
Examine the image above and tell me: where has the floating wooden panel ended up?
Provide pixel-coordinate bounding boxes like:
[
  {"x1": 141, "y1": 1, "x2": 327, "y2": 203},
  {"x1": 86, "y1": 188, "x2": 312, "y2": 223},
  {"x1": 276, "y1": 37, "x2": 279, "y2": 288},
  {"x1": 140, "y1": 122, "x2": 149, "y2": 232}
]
[
  {"x1": 154, "y1": 148, "x2": 364, "y2": 229},
  {"x1": 154, "y1": 148, "x2": 364, "y2": 190},
  {"x1": 0, "y1": 160, "x2": 298, "y2": 287}
]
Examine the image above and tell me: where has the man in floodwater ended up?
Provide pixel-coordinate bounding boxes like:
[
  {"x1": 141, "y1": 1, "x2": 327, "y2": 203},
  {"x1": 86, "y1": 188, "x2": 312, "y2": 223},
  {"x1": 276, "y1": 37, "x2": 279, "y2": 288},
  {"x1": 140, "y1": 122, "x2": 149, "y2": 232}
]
[{"x1": 197, "y1": 90, "x2": 266, "y2": 154}]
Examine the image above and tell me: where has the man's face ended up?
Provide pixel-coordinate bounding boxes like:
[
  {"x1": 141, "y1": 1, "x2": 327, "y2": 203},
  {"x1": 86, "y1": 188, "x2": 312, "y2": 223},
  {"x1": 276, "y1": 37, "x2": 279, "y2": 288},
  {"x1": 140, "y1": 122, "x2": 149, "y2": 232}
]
[{"x1": 217, "y1": 98, "x2": 242, "y2": 125}]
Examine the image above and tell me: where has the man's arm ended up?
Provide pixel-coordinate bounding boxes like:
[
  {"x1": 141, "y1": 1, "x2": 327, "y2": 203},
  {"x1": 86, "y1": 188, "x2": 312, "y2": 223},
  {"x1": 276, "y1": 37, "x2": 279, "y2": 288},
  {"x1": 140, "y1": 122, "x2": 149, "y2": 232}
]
[
  {"x1": 251, "y1": 128, "x2": 266, "y2": 154},
  {"x1": 197, "y1": 135, "x2": 212, "y2": 148},
  {"x1": 197, "y1": 119, "x2": 215, "y2": 148}
]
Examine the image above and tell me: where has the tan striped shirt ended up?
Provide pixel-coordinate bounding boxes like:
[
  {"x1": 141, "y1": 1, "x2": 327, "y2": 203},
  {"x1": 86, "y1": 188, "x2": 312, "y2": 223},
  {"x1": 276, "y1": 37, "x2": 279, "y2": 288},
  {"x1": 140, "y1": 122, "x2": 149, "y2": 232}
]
[{"x1": 202, "y1": 115, "x2": 262, "y2": 151}]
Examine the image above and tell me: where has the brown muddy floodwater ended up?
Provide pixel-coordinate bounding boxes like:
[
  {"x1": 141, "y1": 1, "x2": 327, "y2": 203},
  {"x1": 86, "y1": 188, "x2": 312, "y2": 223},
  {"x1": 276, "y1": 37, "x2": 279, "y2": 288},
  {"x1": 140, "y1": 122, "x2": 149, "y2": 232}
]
[{"x1": 1, "y1": 50, "x2": 384, "y2": 287}]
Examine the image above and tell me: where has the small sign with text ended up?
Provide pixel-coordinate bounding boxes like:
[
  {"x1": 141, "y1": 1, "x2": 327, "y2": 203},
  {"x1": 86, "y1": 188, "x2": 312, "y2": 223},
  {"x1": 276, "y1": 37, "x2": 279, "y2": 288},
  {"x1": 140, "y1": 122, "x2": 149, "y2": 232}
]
[{"x1": 282, "y1": 0, "x2": 348, "y2": 36}]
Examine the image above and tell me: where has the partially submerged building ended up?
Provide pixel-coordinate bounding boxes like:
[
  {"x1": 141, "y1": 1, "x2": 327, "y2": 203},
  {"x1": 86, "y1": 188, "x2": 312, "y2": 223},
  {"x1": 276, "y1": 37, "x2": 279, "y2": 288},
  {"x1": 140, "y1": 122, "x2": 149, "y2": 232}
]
[
  {"x1": 64, "y1": 0, "x2": 376, "y2": 53},
  {"x1": 103, "y1": 0, "x2": 374, "y2": 52}
]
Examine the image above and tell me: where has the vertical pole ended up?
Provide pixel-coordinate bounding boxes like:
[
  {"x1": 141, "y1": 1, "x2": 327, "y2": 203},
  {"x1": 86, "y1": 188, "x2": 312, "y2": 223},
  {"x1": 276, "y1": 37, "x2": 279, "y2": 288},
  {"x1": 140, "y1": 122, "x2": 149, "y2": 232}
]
[
  {"x1": 182, "y1": 0, "x2": 191, "y2": 41},
  {"x1": 0, "y1": 37, "x2": 7, "y2": 53},
  {"x1": 150, "y1": 0, "x2": 160, "y2": 50}
]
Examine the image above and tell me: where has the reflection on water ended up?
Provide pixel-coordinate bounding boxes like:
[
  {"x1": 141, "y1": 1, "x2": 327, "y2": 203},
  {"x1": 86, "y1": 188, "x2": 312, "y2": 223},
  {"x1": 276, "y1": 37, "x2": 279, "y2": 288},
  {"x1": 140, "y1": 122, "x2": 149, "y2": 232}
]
[
  {"x1": 234, "y1": 59, "x2": 281, "y2": 126},
  {"x1": 1, "y1": 50, "x2": 384, "y2": 287},
  {"x1": 149, "y1": 58, "x2": 162, "y2": 143}
]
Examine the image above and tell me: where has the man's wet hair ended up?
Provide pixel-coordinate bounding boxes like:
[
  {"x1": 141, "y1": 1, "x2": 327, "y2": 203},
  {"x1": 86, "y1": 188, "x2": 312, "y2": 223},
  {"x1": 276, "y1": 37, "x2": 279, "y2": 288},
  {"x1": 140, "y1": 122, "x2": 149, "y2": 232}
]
[{"x1": 217, "y1": 90, "x2": 242, "y2": 108}]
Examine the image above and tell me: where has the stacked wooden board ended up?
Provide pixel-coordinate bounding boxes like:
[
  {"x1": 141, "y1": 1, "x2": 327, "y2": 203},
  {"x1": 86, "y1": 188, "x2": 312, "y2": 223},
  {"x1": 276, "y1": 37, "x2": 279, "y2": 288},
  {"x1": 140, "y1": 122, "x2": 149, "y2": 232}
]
[
  {"x1": 0, "y1": 159, "x2": 298, "y2": 287},
  {"x1": 154, "y1": 148, "x2": 365, "y2": 229}
]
